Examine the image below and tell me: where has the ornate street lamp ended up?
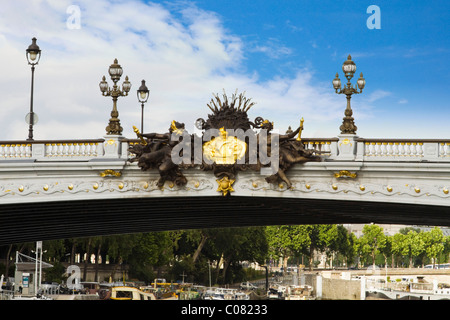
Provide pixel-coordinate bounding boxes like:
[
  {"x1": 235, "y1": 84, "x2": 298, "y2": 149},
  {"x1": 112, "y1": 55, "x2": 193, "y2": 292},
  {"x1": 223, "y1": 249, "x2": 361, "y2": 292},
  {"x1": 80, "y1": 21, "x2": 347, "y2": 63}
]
[
  {"x1": 26, "y1": 37, "x2": 41, "y2": 141},
  {"x1": 333, "y1": 55, "x2": 365, "y2": 134},
  {"x1": 137, "y1": 80, "x2": 149, "y2": 133},
  {"x1": 99, "y1": 58, "x2": 131, "y2": 135}
]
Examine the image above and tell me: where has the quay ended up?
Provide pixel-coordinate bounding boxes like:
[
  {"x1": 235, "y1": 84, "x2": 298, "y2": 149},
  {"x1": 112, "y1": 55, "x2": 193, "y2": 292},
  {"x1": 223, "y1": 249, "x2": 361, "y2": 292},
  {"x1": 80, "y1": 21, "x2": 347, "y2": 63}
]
[{"x1": 302, "y1": 268, "x2": 450, "y2": 300}]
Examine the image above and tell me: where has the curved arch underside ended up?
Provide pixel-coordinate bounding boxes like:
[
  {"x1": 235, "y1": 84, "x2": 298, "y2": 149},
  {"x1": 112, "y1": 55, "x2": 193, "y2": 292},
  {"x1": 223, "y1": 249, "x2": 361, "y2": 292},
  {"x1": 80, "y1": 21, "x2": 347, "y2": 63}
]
[{"x1": 1, "y1": 196, "x2": 449, "y2": 245}]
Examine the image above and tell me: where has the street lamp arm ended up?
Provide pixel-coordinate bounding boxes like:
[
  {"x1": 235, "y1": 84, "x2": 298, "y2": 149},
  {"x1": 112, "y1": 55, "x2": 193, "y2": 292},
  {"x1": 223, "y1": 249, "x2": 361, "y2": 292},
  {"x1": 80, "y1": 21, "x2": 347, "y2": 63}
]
[{"x1": 101, "y1": 86, "x2": 130, "y2": 98}]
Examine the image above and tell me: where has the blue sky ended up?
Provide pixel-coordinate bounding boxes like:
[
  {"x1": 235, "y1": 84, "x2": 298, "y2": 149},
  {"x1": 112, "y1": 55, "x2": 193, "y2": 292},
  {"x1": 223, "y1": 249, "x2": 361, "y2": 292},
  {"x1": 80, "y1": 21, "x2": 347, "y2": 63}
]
[
  {"x1": 0, "y1": 0, "x2": 448, "y2": 140},
  {"x1": 182, "y1": 0, "x2": 450, "y2": 136}
]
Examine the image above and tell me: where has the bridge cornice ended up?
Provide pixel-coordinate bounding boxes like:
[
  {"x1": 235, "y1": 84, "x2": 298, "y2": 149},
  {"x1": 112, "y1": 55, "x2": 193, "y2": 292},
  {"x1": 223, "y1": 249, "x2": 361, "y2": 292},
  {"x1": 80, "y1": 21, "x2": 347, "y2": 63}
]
[{"x1": 1, "y1": 156, "x2": 449, "y2": 207}]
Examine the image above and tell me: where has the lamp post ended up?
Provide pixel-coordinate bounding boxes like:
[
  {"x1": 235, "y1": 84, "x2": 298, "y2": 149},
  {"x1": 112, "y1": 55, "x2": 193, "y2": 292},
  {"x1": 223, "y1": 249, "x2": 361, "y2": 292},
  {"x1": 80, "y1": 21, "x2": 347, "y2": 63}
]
[
  {"x1": 137, "y1": 80, "x2": 149, "y2": 133},
  {"x1": 26, "y1": 37, "x2": 41, "y2": 141},
  {"x1": 99, "y1": 59, "x2": 131, "y2": 135},
  {"x1": 333, "y1": 55, "x2": 365, "y2": 135}
]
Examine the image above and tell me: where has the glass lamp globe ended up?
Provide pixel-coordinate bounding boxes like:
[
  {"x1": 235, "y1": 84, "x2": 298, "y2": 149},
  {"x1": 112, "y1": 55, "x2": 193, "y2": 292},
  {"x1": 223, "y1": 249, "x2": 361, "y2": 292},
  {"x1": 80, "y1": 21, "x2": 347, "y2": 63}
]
[
  {"x1": 99, "y1": 76, "x2": 108, "y2": 93},
  {"x1": 137, "y1": 80, "x2": 149, "y2": 103},
  {"x1": 357, "y1": 73, "x2": 365, "y2": 90},
  {"x1": 108, "y1": 58, "x2": 123, "y2": 82},
  {"x1": 122, "y1": 76, "x2": 131, "y2": 93},
  {"x1": 26, "y1": 37, "x2": 41, "y2": 65},
  {"x1": 342, "y1": 55, "x2": 356, "y2": 80},
  {"x1": 332, "y1": 73, "x2": 341, "y2": 90}
]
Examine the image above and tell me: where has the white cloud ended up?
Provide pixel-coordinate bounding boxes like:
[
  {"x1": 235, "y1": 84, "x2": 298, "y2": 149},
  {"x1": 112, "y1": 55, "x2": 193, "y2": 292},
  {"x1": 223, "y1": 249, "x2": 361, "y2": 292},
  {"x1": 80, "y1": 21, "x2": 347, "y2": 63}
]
[
  {"x1": 0, "y1": 0, "x2": 366, "y2": 141},
  {"x1": 365, "y1": 90, "x2": 391, "y2": 103},
  {"x1": 285, "y1": 20, "x2": 302, "y2": 33},
  {"x1": 249, "y1": 38, "x2": 293, "y2": 60}
]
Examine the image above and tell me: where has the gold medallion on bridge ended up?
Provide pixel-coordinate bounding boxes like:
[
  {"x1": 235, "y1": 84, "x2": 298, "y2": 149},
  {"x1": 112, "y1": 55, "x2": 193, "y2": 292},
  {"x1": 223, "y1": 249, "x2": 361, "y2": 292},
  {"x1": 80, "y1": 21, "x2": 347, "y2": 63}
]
[
  {"x1": 216, "y1": 176, "x2": 235, "y2": 196},
  {"x1": 202, "y1": 127, "x2": 247, "y2": 165}
]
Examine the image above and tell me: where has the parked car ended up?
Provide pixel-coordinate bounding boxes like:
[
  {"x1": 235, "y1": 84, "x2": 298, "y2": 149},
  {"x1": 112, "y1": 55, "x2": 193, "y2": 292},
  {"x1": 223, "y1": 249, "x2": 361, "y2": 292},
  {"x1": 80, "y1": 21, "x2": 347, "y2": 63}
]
[{"x1": 239, "y1": 282, "x2": 257, "y2": 290}]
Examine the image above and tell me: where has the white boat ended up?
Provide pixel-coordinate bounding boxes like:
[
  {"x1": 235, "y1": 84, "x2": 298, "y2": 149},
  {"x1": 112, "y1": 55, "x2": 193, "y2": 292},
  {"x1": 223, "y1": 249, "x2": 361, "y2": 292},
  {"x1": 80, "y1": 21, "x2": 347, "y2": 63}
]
[
  {"x1": 9, "y1": 295, "x2": 52, "y2": 300},
  {"x1": 267, "y1": 285, "x2": 287, "y2": 300},
  {"x1": 367, "y1": 280, "x2": 450, "y2": 300},
  {"x1": 285, "y1": 285, "x2": 313, "y2": 300},
  {"x1": 267, "y1": 286, "x2": 284, "y2": 300},
  {"x1": 109, "y1": 286, "x2": 156, "y2": 300},
  {"x1": 203, "y1": 288, "x2": 250, "y2": 300},
  {"x1": 235, "y1": 291, "x2": 251, "y2": 300}
]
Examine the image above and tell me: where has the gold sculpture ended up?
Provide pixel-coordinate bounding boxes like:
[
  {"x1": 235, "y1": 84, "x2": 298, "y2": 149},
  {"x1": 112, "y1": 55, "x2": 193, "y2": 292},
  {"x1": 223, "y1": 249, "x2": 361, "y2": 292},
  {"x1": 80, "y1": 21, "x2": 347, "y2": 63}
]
[
  {"x1": 133, "y1": 126, "x2": 147, "y2": 145},
  {"x1": 216, "y1": 176, "x2": 235, "y2": 196},
  {"x1": 296, "y1": 118, "x2": 304, "y2": 141},
  {"x1": 202, "y1": 127, "x2": 247, "y2": 165}
]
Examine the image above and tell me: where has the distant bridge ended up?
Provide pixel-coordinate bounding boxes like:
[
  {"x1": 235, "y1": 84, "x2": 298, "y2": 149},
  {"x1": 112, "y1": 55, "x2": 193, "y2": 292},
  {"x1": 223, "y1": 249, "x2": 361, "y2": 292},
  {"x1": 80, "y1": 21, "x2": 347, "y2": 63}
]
[{"x1": 1, "y1": 135, "x2": 449, "y2": 245}]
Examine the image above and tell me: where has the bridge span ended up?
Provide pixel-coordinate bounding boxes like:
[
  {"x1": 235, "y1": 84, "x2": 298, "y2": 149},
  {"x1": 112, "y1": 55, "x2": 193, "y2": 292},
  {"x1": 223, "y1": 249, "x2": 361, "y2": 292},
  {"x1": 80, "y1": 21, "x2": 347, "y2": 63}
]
[{"x1": 1, "y1": 135, "x2": 449, "y2": 245}]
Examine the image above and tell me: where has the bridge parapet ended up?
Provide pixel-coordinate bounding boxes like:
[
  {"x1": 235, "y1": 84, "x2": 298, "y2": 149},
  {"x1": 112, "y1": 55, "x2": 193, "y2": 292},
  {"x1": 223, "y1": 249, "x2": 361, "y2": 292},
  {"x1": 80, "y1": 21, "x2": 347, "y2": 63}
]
[
  {"x1": 355, "y1": 139, "x2": 450, "y2": 161},
  {"x1": 2, "y1": 137, "x2": 450, "y2": 162},
  {"x1": 0, "y1": 138, "x2": 121, "y2": 160}
]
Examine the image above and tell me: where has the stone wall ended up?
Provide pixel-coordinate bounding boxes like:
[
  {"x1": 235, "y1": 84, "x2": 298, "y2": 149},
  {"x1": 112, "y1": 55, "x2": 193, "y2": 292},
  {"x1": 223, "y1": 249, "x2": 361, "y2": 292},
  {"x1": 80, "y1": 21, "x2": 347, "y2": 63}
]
[
  {"x1": 303, "y1": 272, "x2": 361, "y2": 300},
  {"x1": 321, "y1": 277, "x2": 361, "y2": 300}
]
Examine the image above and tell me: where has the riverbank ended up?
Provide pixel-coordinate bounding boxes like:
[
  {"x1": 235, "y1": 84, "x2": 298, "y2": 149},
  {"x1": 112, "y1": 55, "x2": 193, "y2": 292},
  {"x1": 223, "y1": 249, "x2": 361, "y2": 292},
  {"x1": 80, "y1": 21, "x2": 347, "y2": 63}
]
[{"x1": 310, "y1": 268, "x2": 450, "y2": 300}]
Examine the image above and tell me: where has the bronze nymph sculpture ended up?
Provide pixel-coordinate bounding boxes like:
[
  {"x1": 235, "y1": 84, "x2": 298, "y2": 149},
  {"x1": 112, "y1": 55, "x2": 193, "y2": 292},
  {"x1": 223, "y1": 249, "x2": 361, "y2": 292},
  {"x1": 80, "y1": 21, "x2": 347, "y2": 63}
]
[
  {"x1": 129, "y1": 91, "x2": 322, "y2": 194},
  {"x1": 129, "y1": 120, "x2": 188, "y2": 188},
  {"x1": 257, "y1": 120, "x2": 321, "y2": 188}
]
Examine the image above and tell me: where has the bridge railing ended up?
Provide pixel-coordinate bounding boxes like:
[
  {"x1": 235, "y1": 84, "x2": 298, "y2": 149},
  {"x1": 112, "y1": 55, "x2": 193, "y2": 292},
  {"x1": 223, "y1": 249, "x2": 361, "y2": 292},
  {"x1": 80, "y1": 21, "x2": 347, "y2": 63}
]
[
  {"x1": 0, "y1": 142, "x2": 32, "y2": 159},
  {"x1": 301, "y1": 138, "x2": 338, "y2": 155},
  {"x1": 1, "y1": 137, "x2": 450, "y2": 162},
  {"x1": 355, "y1": 139, "x2": 450, "y2": 161},
  {"x1": 0, "y1": 139, "x2": 105, "y2": 160}
]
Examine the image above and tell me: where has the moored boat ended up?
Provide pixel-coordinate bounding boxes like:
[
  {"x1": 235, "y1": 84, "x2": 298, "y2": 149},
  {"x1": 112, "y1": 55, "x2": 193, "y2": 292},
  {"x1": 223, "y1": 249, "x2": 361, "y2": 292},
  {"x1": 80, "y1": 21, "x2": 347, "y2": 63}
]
[
  {"x1": 203, "y1": 287, "x2": 250, "y2": 300},
  {"x1": 108, "y1": 286, "x2": 156, "y2": 300}
]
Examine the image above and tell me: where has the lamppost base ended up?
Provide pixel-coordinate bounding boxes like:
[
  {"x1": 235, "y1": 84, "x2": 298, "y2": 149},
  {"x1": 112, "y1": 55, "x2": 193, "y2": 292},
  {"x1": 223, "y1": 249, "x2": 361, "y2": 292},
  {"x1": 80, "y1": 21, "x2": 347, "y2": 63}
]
[
  {"x1": 339, "y1": 121, "x2": 357, "y2": 135},
  {"x1": 106, "y1": 118, "x2": 123, "y2": 136},
  {"x1": 103, "y1": 135, "x2": 124, "y2": 158},
  {"x1": 340, "y1": 103, "x2": 357, "y2": 135},
  {"x1": 336, "y1": 134, "x2": 358, "y2": 160}
]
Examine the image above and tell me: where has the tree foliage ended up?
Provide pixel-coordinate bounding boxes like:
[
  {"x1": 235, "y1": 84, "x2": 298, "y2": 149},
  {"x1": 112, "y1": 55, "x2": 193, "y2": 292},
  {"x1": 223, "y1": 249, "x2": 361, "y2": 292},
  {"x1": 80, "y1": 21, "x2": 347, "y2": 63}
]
[
  {"x1": 1, "y1": 224, "x2": 448, "y2": 286},
  {"x1": 359, "y1": 224, "x2": 387, "y2": 269}
]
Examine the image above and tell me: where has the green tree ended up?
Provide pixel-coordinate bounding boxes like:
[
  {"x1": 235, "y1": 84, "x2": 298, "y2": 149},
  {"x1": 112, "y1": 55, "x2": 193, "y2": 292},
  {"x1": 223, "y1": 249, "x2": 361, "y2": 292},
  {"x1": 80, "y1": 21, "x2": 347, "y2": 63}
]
[
  {"x1": 320, "y1": 225, "x2": 342, "y2": 268},
  {"x1": 266, "y1": 225, "x2": 310, "y2": 270},
  {"x1": 43, "y1": 240, "x2": 66, "y2": 262},
  {"x1": 379, "y1": 235, "x2": 393, "y2": 268},
  {"x1": 213, "y1": 227, "x2": 268, "y2": 284},
  {"x1": 171, "y1": 229, "x2": 220, "y2": 284},
  {"x1": 443, "y1": 235, "x2": 450, "y2": 264},
  {"x1": 266, "y1": 225, "x2": 350, "y2": 270},
  {"x1": 305, "y1": 225, "x2": 341, "y2": 270},
  {"x1": 324, "y1": 225, "x2": 357, "y2": 268},
  {"x1": 106, "y1": 234, "x2": 138, "y2": 280},
  {"x1": 391, "y1": 233, "x2": 406, "y2": 268},
  {"x1": 44, "y1": 262, "x2": 67, "y2": 283},
  {"x1": 127, "y1": 232, "x2": 174, "y2": 282},
  {"x1": 342, "y1": 232, "x2": 358, "y2": 268},
  {"x1": 423, "y1": 227, "x2": 445, "y2": 268},
  {"x1": 90, "y1": 236, "x2": 105, "y2": 282},
  {"x1": 182, "y1": 229, "x2": 216, "y2": 264},
  {"x1": 404, "y1": 230, "x2": 425, "y2": 268},
  {"x1": 359, "y1": 224, "x2": 386, "y2": 269},
  {"x1": 399, "y1": 227, "x2": 421, "y2": 235},
  {"x1": 171, "y1": 227, "x2": 268, "y2": 285}
]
